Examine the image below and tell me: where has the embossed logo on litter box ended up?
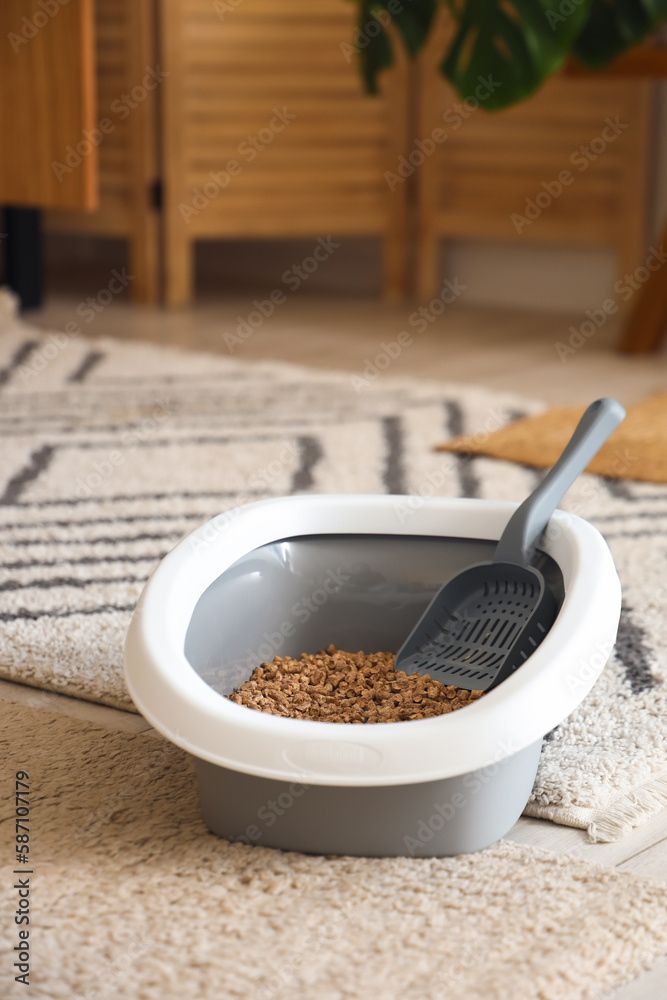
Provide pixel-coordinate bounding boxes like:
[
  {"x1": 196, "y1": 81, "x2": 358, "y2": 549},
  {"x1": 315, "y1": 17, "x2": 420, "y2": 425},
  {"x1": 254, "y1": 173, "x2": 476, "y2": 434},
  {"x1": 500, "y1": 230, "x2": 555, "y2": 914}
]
[{"x1": 282, "y1": 741, "x2": 383, "y2": 775}]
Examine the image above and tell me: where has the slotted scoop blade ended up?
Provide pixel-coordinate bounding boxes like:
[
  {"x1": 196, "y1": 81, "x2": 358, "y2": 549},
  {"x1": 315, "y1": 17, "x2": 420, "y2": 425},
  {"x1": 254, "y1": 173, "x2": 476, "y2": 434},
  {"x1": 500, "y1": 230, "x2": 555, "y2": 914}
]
[
  {"x1": 395, "y1": 398, "x2": 625, "y2": 692},
  {"x1": 396, "y1": 563, "x2": 557, "y2": 690}
]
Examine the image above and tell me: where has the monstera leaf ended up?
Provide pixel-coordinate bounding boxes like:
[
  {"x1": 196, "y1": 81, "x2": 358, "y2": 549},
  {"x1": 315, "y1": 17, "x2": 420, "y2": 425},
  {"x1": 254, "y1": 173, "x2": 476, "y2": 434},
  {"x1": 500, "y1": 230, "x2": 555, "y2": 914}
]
[
  {"x1": 352, "y1": 0, "x2": 667, "y2": 109},
  {"x1": 355, "y1": 0, "x2": 438, "y2": 93},
  {"x1": 441, "y1": 0, "x2": 592, "y2": 109},
  {"x1": 572, "y1": 0, "x2": 667, "y2": 66}
]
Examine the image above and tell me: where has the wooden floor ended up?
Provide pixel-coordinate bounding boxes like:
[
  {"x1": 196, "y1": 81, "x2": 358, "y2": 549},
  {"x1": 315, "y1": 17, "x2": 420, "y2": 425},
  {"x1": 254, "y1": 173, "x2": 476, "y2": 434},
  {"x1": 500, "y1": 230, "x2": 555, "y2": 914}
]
[
  {"x1": 12, "y1": 293, "x2": 667, "y2": 996},
  {"x1": 28, "y1": 294, "x2": 667, "y2": 405}
]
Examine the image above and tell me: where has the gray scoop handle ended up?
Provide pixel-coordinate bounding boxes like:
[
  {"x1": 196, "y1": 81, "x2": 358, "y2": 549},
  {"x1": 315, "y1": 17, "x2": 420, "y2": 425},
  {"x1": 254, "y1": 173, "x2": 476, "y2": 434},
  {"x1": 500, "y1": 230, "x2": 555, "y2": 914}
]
[{"x1": 494, "y1": 397, "x2": 626, "y2": 567}]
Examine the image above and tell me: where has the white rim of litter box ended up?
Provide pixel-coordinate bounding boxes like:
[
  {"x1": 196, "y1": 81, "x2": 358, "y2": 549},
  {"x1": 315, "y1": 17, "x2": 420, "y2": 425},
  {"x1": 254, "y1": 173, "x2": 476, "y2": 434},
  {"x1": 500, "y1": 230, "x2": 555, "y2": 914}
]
[{"x1": 124, "y1": 495, "x2": 622, "y2": 786}]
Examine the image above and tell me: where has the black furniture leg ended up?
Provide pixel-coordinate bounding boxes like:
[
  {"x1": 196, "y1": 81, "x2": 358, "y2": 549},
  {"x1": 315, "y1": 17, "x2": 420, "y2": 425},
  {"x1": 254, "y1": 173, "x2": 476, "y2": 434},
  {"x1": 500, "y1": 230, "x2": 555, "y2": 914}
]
[{"x1": 2, "y1": 207, "x2": 43, "y2": 311}]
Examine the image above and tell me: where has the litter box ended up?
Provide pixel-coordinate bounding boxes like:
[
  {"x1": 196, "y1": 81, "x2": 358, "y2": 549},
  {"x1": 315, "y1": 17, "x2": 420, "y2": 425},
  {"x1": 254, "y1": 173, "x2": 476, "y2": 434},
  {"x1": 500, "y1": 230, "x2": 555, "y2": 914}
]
[{"x1": 124, "y1": 495, "x2": 622, "y2": 857}]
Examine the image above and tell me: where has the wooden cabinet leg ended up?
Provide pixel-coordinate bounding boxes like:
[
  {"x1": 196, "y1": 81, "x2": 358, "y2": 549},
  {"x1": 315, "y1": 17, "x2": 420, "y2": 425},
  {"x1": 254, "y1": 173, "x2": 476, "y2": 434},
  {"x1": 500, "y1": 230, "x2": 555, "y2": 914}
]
[
  {"x1": 165, "y1": 223, "x2": 193, "y2": 307},
  {"x1": 2, "y1": 207, "x2": 43, "y2": 310},
  {"x1": 383, "y1": 230, "x2": 407, "y2": 300},
  {"x1": 416, "y1": 232, "x2": 440, "y2": 302},
  {"x1": 617, "y1": 226, "x2": 667, "y2": 353},
  {"x1": 128, "y1": 215, "x2": 159, "y2": 305}
]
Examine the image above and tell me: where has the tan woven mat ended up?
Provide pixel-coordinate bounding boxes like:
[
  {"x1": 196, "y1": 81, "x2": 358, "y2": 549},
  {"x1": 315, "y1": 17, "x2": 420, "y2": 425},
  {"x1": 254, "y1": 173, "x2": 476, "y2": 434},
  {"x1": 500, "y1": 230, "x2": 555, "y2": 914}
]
[{"x1": 436, "y1": 394, "x2": 667, "y2": 483}]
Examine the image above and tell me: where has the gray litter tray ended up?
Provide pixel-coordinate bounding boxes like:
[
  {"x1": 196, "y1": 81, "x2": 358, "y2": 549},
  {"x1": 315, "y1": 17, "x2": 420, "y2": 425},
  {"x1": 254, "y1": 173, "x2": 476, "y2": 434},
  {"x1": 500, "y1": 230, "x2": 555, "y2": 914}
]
[{"x1": 124, "y1": 495, "x2": 622, "y2": 858}]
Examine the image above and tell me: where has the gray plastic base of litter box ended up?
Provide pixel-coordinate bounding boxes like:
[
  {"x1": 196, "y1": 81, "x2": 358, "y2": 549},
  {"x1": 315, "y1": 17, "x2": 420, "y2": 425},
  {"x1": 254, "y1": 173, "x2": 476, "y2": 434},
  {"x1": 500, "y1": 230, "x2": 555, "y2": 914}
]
[{"x1": 196, "y1": 739, "x2": 542, "y2": 858}]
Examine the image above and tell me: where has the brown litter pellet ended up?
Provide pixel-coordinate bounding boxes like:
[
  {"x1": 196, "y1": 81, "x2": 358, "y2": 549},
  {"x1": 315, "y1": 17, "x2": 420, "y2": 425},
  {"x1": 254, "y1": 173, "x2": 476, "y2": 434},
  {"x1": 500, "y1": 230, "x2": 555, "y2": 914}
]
[{"x1": 226, "y1": 644, "x2": 483, "y2": 723}]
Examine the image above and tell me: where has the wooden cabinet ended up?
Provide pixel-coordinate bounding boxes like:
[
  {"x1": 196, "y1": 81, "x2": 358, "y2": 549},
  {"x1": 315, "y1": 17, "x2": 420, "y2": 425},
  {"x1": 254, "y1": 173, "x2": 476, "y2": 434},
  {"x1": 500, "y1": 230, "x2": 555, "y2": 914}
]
[{"x1": 0, "y1": 0, "x2": 97, "y2": 210}]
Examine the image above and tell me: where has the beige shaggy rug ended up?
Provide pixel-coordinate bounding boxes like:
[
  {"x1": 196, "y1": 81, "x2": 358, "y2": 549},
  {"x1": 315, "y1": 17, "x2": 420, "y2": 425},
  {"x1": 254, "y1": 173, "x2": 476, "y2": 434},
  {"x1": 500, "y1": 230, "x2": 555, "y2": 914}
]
[
  {"x1": 2, "y1": 700, "x2": 667, "y2": 1000},
  {"x1": 1, "y1": 295, "x2": 667, "y2": 842}
]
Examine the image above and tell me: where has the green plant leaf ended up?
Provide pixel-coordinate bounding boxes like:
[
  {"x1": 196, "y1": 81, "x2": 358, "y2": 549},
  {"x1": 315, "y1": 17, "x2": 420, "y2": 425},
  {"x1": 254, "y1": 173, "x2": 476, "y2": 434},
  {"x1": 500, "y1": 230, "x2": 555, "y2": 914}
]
[
  {"x1": 355, "y1": 0, "x2": 438, "y2": 93},
  {"x1": 572, "y1": 0, "x2": 667, "y2": 66},
  {"x1": 441, "y1": 0, "x2": 593, "y2": 110},
  {"x1": 353, "y1": 0, "x2": 667, "y2": 107},
  {"x1": 390, "y1": 0, "x2": 439, "y2": 55},
  {"x1": 359, "y1": 13, "x2": 394, "y2": 94}
]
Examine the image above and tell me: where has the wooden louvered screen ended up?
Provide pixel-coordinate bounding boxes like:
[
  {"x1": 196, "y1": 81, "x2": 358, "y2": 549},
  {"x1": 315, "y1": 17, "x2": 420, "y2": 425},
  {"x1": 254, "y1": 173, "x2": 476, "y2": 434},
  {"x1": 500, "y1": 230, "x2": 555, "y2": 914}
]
[
  {"x1": 416, "y1": 18, "x2": 653, "y2": 299},
  {"x1": 162, "y1": 0, "x2": 409, "y2": 305},
  {"x1": 42, "y1": 2, "x2": 655, "y2": 309},
  {"x1": 46, "y1": 0, "x2": 159, "y2": 303}
]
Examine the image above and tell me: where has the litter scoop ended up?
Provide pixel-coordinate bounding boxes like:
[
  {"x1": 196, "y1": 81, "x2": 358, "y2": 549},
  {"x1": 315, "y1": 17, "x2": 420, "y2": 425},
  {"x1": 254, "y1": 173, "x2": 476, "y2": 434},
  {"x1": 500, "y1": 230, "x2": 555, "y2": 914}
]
[{"x1": 395, "y1": 397, "x2": 625, "y2": 692}]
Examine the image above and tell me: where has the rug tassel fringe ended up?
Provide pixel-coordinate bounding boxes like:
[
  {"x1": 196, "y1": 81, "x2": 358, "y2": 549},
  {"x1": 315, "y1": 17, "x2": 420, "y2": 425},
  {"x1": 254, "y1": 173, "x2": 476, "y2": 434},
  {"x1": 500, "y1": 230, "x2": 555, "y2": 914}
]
[{"x1": 588, "y1": 771, "x2": 667, "y2": 843}]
